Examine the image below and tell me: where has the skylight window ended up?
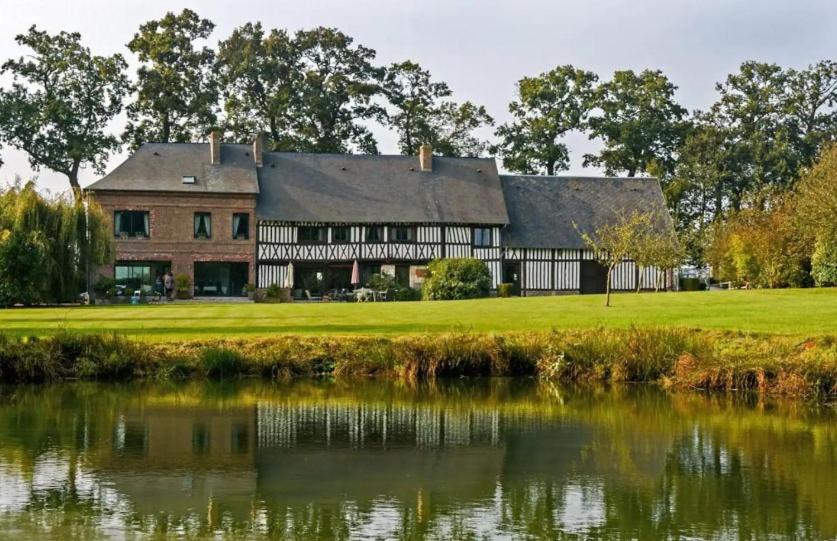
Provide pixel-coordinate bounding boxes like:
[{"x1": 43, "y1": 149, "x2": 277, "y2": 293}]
[{"x1": 182, "y1": 175, "x2": 196, "y2": 184}]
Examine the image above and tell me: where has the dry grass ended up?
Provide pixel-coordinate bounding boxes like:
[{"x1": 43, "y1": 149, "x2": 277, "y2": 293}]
[{"x1": 1, "y1": 329, "x2": 836, "y2": 399}]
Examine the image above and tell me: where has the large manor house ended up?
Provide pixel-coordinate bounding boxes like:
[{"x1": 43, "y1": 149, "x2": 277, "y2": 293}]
[{"x1": 86, "y1": 132, "x2": 671, "y2": 297}]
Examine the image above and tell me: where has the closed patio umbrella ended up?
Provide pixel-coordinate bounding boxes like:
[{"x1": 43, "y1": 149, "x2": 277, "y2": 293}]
[
  {"x1": 351, "y1": 260, "x2": 360, "y2": 287},
  {"x1": 285, "y1": 262, "x2": 295, "y2": 289}
]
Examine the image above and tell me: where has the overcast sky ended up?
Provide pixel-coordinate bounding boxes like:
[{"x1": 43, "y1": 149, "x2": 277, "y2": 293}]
[{"x1": 1, "y1": 0, "x2": 835, "y2": 195}]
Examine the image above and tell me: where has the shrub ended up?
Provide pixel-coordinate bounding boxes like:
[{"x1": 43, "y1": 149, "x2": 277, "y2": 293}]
[
  {"x1": 497, "y1": 283, "x2": 514, "y2": 297},
  {"x1": 393, "y1": 287, "x2": 421, "y2": 301},
  {"x1": 265, "y1": 283, "x2": 282, "y2": 299},
  {"x1": 812, "y1": 235, "x2": 837, "y2": 286},
  {"x1": 175, "y1": 273, "x2": 192, "y2": 299},
  {"x1": 94, "y1": 276, "x2": 116, "y2": 297},
  {"x1": 422, "y1": 258, "x2": 492, "y2": 300},
  {"x1": 200, "y1": 347, "x2": 245, "y2": 379},
  {"x1": 368, "y1": 272, "x2": 397, "y2": 290}
]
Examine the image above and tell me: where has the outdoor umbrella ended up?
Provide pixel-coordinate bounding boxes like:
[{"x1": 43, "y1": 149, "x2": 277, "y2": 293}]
[
  {"x1": 351, "y1": 260, "x2": 360, "y2": 287},
  {"x1": 285, "y1": 262, "x2": 295, "y2": 289}
]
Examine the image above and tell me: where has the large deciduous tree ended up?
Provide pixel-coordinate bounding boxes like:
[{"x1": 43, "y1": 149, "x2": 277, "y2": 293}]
[
  {"x1": 381, "y1": 61, "x2": 493, "y2": 157},
  {"x1": 0, "y1": 26, "x2": 129, "y2": 198},
  {"x1": 123, "y1": 9, "x2": 218, "y2": 150},
  {"x1": 381, "y1": 61, "x2": 451, "y2": 155},
  {"x1": 584, "y1": 69, "x2": 690, "y2": 178},
  {"x1": 216, "y1": 22, "x2": 299, "y2": 149},
  {"x1": 494, "y1": 65, "x2": 598, "y2": 175},
  {"x1": 287, "y1": 27, "x2": 384, "y2": 153}
]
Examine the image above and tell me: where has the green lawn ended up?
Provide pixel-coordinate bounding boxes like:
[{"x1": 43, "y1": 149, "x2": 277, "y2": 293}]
[{"x1": 1, "y1": 288, "x2": 835, "y2": 339}]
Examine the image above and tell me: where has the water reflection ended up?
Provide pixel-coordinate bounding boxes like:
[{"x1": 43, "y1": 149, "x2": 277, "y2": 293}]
[{"x1": 0, "y1": 380, "x2": 834, "y2": 539}]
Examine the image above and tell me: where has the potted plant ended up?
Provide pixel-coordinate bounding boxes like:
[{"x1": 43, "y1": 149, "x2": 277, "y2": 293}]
[
  {"x1": 244, "y1": 282, "x2": 257, "y2": 300},
  {"x1": 175, "y1": 273, "x2": 193, "y2": 299}
]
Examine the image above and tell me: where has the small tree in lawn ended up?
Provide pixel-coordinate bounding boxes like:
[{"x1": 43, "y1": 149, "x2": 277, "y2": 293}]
[
  {"x1": 633, "y1": 213, "x2": 683, "y2": 292},
  {"x1": 578, "y1": 210, "x2": 651, "y2": 307}
]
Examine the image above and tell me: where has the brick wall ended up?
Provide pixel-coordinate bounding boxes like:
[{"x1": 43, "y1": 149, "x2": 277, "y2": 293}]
[{"x1": 89, "y1": 191, "x2": 257, "y2": 284}]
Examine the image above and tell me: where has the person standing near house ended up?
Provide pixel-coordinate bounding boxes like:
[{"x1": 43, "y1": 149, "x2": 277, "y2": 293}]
[
  {"x1": 164, "y1": 271, "x2": 174, "y2": 300},
  {"x1": 154, "y1": 272, "x2": 163, "y2": 297}
]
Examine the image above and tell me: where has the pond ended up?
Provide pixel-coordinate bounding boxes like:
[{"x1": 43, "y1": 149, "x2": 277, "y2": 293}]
[{"x1": 0, "y1": 379, "x2": 834, "y2": 539}]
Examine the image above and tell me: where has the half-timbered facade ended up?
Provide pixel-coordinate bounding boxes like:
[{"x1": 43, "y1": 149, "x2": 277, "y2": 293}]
[
  {"x1": 86, "y1": 134, "x2": 674, "y2": 297},
  {"x1": 499, "y1": 175, "x2": 672, "y2": 295},
  {"x1": 252, "y1": 148, "x2": 508, "y2": 293}
]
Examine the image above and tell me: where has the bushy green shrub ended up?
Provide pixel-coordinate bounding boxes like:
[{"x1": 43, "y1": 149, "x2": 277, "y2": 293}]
[
  {"x1": 422, "y1": 258, "x2": 492, "y2": 300},
  {"x1": 497, "y1": 283, "x2": 515, "y2": 297},
  {"x1": 175, "y1": 273, "x2": 192, "y2": 299},
  {"x1": 94, "y1": 276, "x2": 116, "y2": 297},
  {"x1": 368, "y1": 272, "x2": 397, "y2": 291},
  {"x1": 200, "y1": 347, "x2": 245, "y2": 379},
  {"x1": 393, "y1": 287, "x2": 422, "y2": 301},
  {"x1": 265, "y1": 283, "x2": 282, "y2": 299},
  {"x1": 812, "y1": 235, "x2": 837, "y2": 286}
]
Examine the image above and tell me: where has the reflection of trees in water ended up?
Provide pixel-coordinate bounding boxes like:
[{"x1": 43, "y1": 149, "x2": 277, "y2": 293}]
[{"x1": 0, "y1": 381, "x2": 834, "y2": 539}]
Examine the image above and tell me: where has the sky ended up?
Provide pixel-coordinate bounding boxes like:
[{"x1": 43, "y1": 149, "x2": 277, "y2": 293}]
[{"x1": 1, "y1": 0, "x2": 835, "y2": 195}]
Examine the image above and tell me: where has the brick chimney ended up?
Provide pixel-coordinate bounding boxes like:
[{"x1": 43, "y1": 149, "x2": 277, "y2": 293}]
[
  {"x1": 209, "y1": 130, "x2": 221, "y2": 165},
  {"x1": 253, "y1": 133, "x2": 263, "y2": 167},
  {"x1": 419, "y1": 144, "x2": 433, "y2": 172}
]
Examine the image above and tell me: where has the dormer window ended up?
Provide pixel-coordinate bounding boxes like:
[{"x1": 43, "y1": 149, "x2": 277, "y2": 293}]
[{"x1": 182, "y1": 175, "x2": 196, "y2": 184}]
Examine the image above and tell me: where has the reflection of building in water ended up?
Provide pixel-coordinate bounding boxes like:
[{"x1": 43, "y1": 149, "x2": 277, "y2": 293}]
[
  {"x1": 101, "y1": 406, "x2": 258, "y2": 520},
  {"x1": 255, "y1": 402, "x2": 556, "y2": 449}
]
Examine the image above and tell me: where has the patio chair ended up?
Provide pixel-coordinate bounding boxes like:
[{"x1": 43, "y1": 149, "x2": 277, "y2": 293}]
[{"x1": 304, "y1": 290, "x2": 322, "y2": 302}]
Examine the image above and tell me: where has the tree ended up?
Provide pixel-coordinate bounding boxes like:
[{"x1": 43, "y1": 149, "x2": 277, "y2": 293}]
[
  {"x1": 633, "y1": 217, "x2": 683, "y2": 292},
  {"x1": 381, "y1": 60, "x2": 451, "y2": 155},
  {"x1": 216, "y1": 22, "x2": 299, "y2": 149},
  {"x1": 0, "y1": 180, "x2": 112, "y2": 305},
  {"x1": 419, "y1": 101, "x2": 493, "y2": 157},
  {"x1": 381, "y1": 61, "x2": 493, "y2": 157},
  {"x1": 811, "y1": 236, "x2": 837, "y2": 286},
  {"x1": 784, "y1": 60, "x2": 837, "y2": 170},
  {"x1": 123, "y1": 9, "x2": 218, "y2": 150},
  {"x1": 578, "y1": 210, "x2": 652, "y2": 307},
  {"x1": 494, "y1": 65, "x2": 598, "y2": 175},
  {"x1": 287, "y1": 27, "x2": 384, "y2": 153},
  {"x1": 795, "y1": 143, "x2": 837, "y2": 241},
  {"x1": 0, "y1": 26, "x2": 129, "y2": 198},
  {"x1": 585, "y1": 69, "x2": 690, "y2": 177}
]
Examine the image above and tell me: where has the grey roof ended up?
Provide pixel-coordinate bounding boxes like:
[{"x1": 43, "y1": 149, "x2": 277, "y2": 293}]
[
  {"x1": 85, "y1": 143, "x2": 259, "y2": 195},
  {"x1": 500, "y1": 175, "x2": 670, "y2": 249},
  {"x1": 256, "y1": 153, "x2": 509, "y2": 224}
]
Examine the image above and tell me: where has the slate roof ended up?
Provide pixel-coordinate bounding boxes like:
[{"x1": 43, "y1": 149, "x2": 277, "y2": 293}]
[
  {"x1": 500, "y1": 175, "x2": 670, "y2": 249},
  {"x1": 85, "y1": 143, "x2": 260, "y2": 195},
  {"x1": 256, "y1": 153, "x2": 509, "y2": 224}
]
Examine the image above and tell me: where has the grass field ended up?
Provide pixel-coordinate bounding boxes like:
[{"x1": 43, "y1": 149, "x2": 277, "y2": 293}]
[{"x1": 1, "y1": 288, "x2": 835, "y2": 339}]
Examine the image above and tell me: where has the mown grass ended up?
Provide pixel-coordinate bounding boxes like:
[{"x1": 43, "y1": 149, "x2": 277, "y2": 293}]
[
  {"x1": 0, "y1": 288, "x2": 836, "y2": 338},
  {"x1": 0, "y1": 329, "x2": 835, "y2": 399}
]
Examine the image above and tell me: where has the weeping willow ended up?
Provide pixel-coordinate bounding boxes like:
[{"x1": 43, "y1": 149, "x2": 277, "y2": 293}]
[{"x1": 0, "y1": 180, "x2": 111, "y2": 305}]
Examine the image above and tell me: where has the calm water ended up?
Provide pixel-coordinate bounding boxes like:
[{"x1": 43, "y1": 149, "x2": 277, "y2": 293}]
[{"x1": 0, "y1": 380, "x2": 834, "y2": 540}]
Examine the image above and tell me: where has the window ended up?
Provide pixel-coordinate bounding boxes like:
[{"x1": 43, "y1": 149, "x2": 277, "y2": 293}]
[
  {"x1": 389, "y1": 226, "x2": 415, "y2": 243},
  {"x1": 298, "y1": 226, "x2": 326, "y2": 243},
  {"x1": 365, "y1": 226, "x2": 384, "y2": 242},
  {"x1": 114, "y1": 262, "x2": 170, "y2": 293},
  {"x1": 194, "y1": 212, "x2": 212, "y2": 239},
  {"x1": 473, "y1": 227, "x2": 492, "y2": 247},
  {"x1": 114, "y1": 210, "x2": 149, "y2": 238},
  {"x1": 232, "y1": 213, "x2": 249, "y2": 240},
  {"x1": 332, "y1": 226, "x2": 350, "y2": 243}
]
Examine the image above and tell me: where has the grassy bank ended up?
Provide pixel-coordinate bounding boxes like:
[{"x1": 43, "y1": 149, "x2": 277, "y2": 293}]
[
  {"x1": 1, "y1": 329, "x2": 835, "y2": 399},
  {"x1": 2, "y1": 288, "x2": 837, "y2": 338}
]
